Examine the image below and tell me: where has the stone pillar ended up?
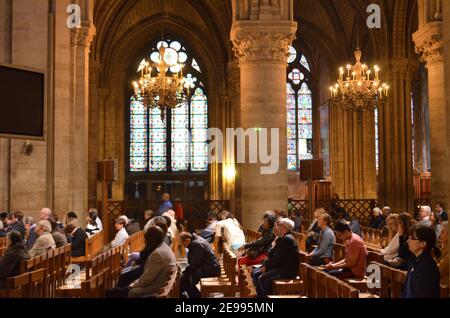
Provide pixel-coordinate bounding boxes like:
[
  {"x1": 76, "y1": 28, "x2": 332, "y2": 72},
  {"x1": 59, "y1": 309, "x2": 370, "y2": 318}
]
[
  {"x1": 413, "y1": 15, "x2": 448, "y2": 208},
  {"x1": 329, "y1": 104, "x2": 377, "y2": 200},
  {"x1": 69, "y1": 21, "x2": 95, "y2": 215},
  {"x1": 378, "y1": 59, "x2": 415, "y2": 213},
  {"x1": 231, "y1": 0, "x2": 297, "y2": 230},
  {"x1": 224, "y1": 60, "x2": 240, "y2": 218}
]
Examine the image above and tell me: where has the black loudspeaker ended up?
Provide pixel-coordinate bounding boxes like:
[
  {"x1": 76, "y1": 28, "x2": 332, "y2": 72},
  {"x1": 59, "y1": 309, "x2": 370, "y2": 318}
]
[{"x1": 300, "y1": 159, "x2": 324, "y2": 181}]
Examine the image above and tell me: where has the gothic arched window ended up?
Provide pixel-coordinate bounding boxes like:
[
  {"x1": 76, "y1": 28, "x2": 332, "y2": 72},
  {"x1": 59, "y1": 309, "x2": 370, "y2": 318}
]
[
  {"x1": 287, "y1": 45, "x2": 313, "y2": 171},
  {"x1": 129, "y1": 39, "x2": 208, "y2": 173}
]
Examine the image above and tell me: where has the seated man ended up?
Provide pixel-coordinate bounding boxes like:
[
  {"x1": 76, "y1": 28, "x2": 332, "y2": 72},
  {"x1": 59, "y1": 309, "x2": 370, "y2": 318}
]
[
  {"x1": 179, "y1": 232, "x2": 221, "y2": 298},
  {"x1": 252, "y1": 218, "x2": 299, "y2": 298},
  {"x1": 417, "y1": 206, "x2": 432, "y2": 227},
  {"x1": 307, "y1": 213, "x2": 335, "y2": 266},
  {"x1": 128, "y1": 226, "x2": 177, "y2": 298},
  {"x1": 238, "y1": 213, "x2": 276, "y2": 266},
  {"x1": 111, "y1": 218, "x2": 129, "y2": 248},
  {"x1": 325, "y1": 222, "x2": 367, "y2": 279},
  {"x1": 64, "y1": 223, "x2": 88, "y2": 257},
  {"x1": 28, "y1": 220, "x2": 56, "y2": 258}
]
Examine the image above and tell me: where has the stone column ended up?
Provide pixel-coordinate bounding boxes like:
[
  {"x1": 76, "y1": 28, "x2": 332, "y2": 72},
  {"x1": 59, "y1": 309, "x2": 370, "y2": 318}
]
[
  {"x1": 69, "y1": 22, "x2": 95, "y2": 215},
  {"x1": 231, "y1": 0, "x2": 297, "y2": 230},
  {"x1": 225, "y1": 60, "x2": 240, "y2": 219},
  {"x1": 378, "y1": 59, "x2": 415, "y2": 213},
  {"x1": 329, "y1": 103, "x2": 377, "y2": 200},
  {"x1": 413, "y1": 17, "x2": 448, "y2": 208}
]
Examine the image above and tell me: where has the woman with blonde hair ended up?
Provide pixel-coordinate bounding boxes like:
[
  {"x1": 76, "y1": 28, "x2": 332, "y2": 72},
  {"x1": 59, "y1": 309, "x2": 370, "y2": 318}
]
[{"x1": 380, "y1": 214, "x2": 400, "y2": 261}]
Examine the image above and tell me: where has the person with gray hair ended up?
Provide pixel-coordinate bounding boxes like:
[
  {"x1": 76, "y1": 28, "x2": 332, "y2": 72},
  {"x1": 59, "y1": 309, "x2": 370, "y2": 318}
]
[
  {"x1": 418, "y1": 206, "x2": 432, "y2": 227},
  {"x1": 28, "y1": 220, "x2": 56, "y2": 258},
  {"x1": 369, "y1": 207, "x2": 385, "y2": 229},
  {"x1": 27, "y1": 208, "x2": 53, "y2": 250},
  {"x1": 251, "y1": 218, "x2": 299, "y2": 297}
]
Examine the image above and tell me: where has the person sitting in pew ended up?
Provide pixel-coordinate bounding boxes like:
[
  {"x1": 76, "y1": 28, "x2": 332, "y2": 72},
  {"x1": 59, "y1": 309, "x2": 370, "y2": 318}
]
[
  {"x1": 417, "y1": 206, "x2": 432, "y2": 227},
  {"x1": 305, "y1": 209, "x2": 323, "y2": 251},
  {"x1": 5, "y1": 211, "x2": 25, "y2": 238},
  {"x1": 85, "y1": 210, "x2": 101, "y2": 237},
  {"x1": 116, "y1": 222, "x2": 170, "y2": 288},
  {"x1": 380, "y1": 214, "x2": 400, "y2": 261},
  {"x1": 369, "y1": 207, "x2": 385, "y2": 229},
  {"x1": 111, "y1": 218, "x2": 130, "y2": 248},
  {"x1": 119, "y1": 215, "x2": 141, "y2": 236},
  {"x1": 0, "y1": 231, "x2": 30, "y2": 289},
  {"x1": 0, "y1": 220, "x2": 5, "y2": 238},
  {"x1": 66, "y1": 211, "x2": 78, "y2": 226},
  {"x1": 215, "y1": 211, "x2": 246, "y2": 256},
  {"x1": 49, "y1": 217, "x2": 67, "y2": 248},
  {"x1": 199, "y1": 211, "x2": 218, "y2": 244},
  {"x1": 28, "y1": 220, "x2": 56, "y2": 258},
  {"x1": 403, "y1": 225, "x2": 441, "y2": 298},
  {"x1": 128, "y1": 226, "x2": 177, "y2": 298},
  {"x1": 252, "y1": 218, "x2": 299, "y2": 298},
  {"x1": 335, "y1": 207, "x2": 362, "y2": 238},
  {"x1": 325, "y1": 222, "x2": 367, "y2": 279},
  {"x1": 238, "y1": 212, "x2": 276, "y2": 267},
  {"x1": 64, "y1": 223, "x2": 88, "y2": 257},
  {"x1": 438, "y1": 225, "x2": 448, "y2": 285},
  {"x1": 385, "y1": 212, "x2": 416, "y2": 270},
  {"x1": 179, "y1": 232, "x2": 221, "y2": 298},
  {"x1": 307, "y1": 213, "x2": 335, "y2": 266}
]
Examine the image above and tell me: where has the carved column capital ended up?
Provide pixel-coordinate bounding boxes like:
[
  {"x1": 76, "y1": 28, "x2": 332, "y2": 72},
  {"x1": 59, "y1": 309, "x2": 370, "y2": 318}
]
[
  {"x1": 413, "y1": 21, "x2": 443, "y2": 66},
  {"x1": 231, "y1": 21, "x2": 297, "y2": 64},
  {"x1": 71, "y1": 23, "x2": 96, "y2": 51}
]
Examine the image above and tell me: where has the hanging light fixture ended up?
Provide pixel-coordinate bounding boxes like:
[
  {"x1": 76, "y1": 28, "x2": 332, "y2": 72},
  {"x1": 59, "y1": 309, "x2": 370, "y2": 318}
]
[
  {"x1": 132, "y1": 41, "x2": 190, "y2": 120},
  {"x1": 330, "y1": 48, "x2": 389, "y2": 113}
]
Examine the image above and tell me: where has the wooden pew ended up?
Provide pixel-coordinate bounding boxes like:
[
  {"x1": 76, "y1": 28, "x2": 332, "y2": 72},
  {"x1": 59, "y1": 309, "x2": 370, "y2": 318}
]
[
  {"x1": 3, "y1": 269, "x2": 47, "y2": 298},
  {"x1": 371, "y1": 261, "x2": 407, "y2": 298},
  {"x1": 72, "y1": 231, "x2": 104, "y2": 264},
  {"x1": 0, "y1": 237, "x2": 6, "y2": 247},
  {"x1": 200, "y1": 243, "x2": 238, "y2": 298},
  {"x1": 0, "y1": 245, "x2": 7, "y2": 257},
  {"x1": 244, "y1": 229, "x2": 262, "y2": 243},
  {"x1": 293, "y1": 232, "x2": 307, "y2": 252}
]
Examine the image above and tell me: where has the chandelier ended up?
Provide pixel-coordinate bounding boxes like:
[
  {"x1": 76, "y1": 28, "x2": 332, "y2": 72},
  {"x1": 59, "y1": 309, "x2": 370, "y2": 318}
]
[
  {"x1": 132, "y1": 45, "x2": 188, "y2": 119},
  {"x1": 330, "y1": 48, "x2": 389, "y2": 113}
]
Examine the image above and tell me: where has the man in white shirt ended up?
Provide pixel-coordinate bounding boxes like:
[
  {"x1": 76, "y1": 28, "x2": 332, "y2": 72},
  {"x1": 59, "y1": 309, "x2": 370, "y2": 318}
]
[
  {"x1": 111, "y1": 218, "x2": 129, "y2": 248},
  {"x1": 215, "y1": 211, "x2": 245, "y2": 255}
]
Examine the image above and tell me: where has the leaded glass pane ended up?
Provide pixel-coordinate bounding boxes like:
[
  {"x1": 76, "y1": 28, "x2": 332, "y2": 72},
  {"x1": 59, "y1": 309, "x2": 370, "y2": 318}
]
[
  {"x1": 288, "y1": 46, "x2": 297, "y2": 64},
  {"x1": 300, "y1": 55, "x2": 311, "y2": 71},
  {"x1": 299, "y1": 125, "x2": 313, "y2": 139}
]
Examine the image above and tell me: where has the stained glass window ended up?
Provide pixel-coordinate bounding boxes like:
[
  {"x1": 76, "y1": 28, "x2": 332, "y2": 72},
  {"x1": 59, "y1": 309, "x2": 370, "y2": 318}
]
[
  {"x1": 129, "y1": 39, "x2": 208, "y2": 173},
  {"x1": 287, "y1": 45, "x2": 313, "y2": 171}
]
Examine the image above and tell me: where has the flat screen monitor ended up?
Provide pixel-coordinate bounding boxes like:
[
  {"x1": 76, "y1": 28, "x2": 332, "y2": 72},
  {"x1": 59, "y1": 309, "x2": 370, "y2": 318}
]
[{"x1": 0, "y1": 63, "x2": 45, "y2": 139}]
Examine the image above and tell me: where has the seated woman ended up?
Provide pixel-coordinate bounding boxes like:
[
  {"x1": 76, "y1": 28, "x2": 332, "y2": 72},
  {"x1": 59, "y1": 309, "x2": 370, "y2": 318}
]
[
  {"x1": 128, "y1": 226, "x2": 177, "y2": 298},
  {"x1": 238, "y1": 212, "x2": 276, "y2": 267},
  {"x1": 403, "y1": 225, "x2": 441, "y2": 298},
  {"x1": 64, "y1": 223, "x2": 88, "y2": 257},
  {"x1": 385, "y1": 212, "x2": 416, "y2": 271},
  {"x1": 0, "y1": 231, "x2": 30, "y2": 289},
  {"x1": 380, "y1": 214, "x2": 400, "y2": 261},
  {"x1": 85, "y1": 211, "x2": 101, "y2": 237},
  {"x1": 215, "y1": 211, "x2": 246, "y2": 256}
]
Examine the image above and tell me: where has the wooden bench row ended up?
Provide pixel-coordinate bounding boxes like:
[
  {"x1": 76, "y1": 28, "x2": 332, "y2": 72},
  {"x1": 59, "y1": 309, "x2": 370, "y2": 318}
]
[{"x1": 200, "y1": 243, "x2": 238, "y2": 298}]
